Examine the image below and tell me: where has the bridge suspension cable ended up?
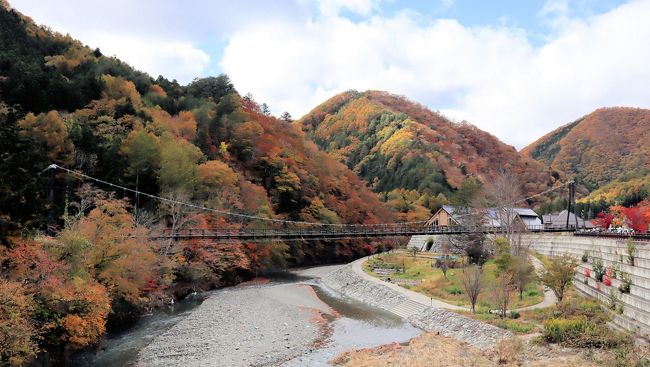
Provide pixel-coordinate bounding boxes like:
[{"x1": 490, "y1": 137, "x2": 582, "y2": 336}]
[
  {"x1": 42, "y1": 164, "x2": 426, "y2": 227},
  {"x1": 42, "y1": 164, "x2": 572, "y2": 229}
]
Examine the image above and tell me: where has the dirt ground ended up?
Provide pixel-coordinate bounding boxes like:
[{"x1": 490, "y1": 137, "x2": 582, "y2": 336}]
[{"x1": 330, "y1": 331, "x2": 627, "y2": 367}]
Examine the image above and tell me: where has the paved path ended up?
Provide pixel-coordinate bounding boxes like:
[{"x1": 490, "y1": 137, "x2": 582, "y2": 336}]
[
  {"x1": 352, "y1": 253, "x2": 558, "y2": 317},
  {"x1": 517, "y1": 255, "x2": 558, "y2": 311}
]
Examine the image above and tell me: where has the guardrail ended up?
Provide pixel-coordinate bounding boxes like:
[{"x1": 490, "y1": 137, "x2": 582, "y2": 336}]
[{"x1": 574, "y1": 230, "x2": 650, "y2": 241}]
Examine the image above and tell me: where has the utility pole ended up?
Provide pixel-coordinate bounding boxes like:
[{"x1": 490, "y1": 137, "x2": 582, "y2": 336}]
[
  {"x1": 565, "y1": 182, "x2": 571, "y2": 230},
  {"x1": 49, "y1": 166, "x2": 56, "y2": 202},
  {"x1": 572, "y1": 182, "x2": 579, "y2": 229},
  {"x1": 565, "y1": 181, "x2": 577, "y2": 230},
  {"x1": 564, "y1": 181, "x2": 578, "y2": 230}
]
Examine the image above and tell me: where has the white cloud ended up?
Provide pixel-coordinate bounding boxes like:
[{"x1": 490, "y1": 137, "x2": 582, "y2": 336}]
[
  {"x1": 221, "y1": 0, "x2": 650, "y2": 148},
  {"x1": 86, "y1": 33, "x2": 210, "y2": 83},
  {"x1": 7, "y1": 0, "x2": 297, "y2": 84}
]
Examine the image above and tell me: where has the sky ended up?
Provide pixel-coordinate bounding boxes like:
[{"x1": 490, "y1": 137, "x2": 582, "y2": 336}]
[{"x1": 9, "y1": 0, "x2": 650, "y2": 148}]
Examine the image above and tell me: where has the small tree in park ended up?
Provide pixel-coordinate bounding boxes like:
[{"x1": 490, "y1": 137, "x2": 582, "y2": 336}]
[
  {"x1": 541, "y1": 254, "x2": 578, "y2": 303},
  {"x1": 510, "y1": 255, "x2": 535, "y2": 300},
  {"x1": 460, "y1": 265, "x2": 483, "y2": 313},
  {"x1": 493, "y1": 272, "x2": 515, "y2": 318}
]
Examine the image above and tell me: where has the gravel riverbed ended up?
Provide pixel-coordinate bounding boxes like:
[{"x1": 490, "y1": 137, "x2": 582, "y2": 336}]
[{"x1": 137, "y1": 284, "x2": 332, "y2": 367}]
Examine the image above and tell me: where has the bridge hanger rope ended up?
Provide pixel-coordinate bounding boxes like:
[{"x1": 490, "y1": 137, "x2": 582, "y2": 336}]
[{"x1": 43, "y1": 164, "x2": 427, "y2": 227}]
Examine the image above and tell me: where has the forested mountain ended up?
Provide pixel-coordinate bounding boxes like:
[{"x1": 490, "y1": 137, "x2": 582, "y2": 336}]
[
  {"x1": 298, "y1": 90, "x2": 558, "y2": 219},
  {"x1": 0, "y1": 3, "x2": 396, "y2": 362},
  {"x1": 0, "y1": 1, "x2": 391, "y2": 241},
  {"x1": 522, "y1": 107, "x2": 650, "y2": 208}
]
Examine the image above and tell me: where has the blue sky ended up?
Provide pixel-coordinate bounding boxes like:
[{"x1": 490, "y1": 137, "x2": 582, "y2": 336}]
[{"x1": 9, "y1": 0, "x2": 650, "y2": 148}]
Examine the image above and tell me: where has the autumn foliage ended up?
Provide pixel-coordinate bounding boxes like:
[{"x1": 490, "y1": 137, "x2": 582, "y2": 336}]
[
  {"x1": 523, "y1": 107, "x2": 650, "y2": 191},
  {"x1": 0, "y1": 5, "x2": 400, "y2": 363},
  {"x1": 298, "y1": 90, "x2": 557, "y2": 218}
]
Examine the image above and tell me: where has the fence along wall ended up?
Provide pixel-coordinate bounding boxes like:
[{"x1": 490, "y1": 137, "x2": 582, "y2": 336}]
[{"x1": 523, "y1": 232, "x2": 650, "y2": 337}]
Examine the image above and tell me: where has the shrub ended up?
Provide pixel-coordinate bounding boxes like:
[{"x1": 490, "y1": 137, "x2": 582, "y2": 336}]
[
  {"x1": 526, "y1": 289, "x2": 539, "y2": 297},
  {"x1": 608, "y1": 289, "x2": 618, "y2": 310},
  {"x1": 603, "y1": 276, "x2": 613, "y2": 287},
  {"x1": 605, "y1": 345, "x2": 650, "y2": 367},
  {"x1": 582, "y1": 251, "x2": 589, "y2": 263},
  {"x1": 584, "y1": 268, "x2": 591, "y2": 278},
  {"x1": 493, "y1": 337, "x2": 523, "y2": 365},
  {"x1": 494, "y1": 319, "x2": 535, "y2": 333},
  {"x1": 555, "y1": 297, "x2": 609, "y2": 323},
  {"x1": 627, "y1": 240, "x2": 636, "y2": 267},
  {"x1": 445, "y1": 286, "x2": 463, "y2": 295},
  {"x1": 509, "y1": 310, "x2": 521, "y2": 319},
  {"x1": 593, "y1": 259, "x2": 605, "y2": 282},
  {"x1": 543, "y1": 317, "x2": 632, "y2": 348},
  {"x1": 619, "y1": 272, "x2": 632, "y2": 293}
]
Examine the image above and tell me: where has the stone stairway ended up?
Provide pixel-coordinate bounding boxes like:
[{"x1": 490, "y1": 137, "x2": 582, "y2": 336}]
[
  {"x1": 407, "y1": 235, "x2": 430, "y2": 251},
  {"x1": 390, "y1": 299, "x2": 428, "y2": 319}
]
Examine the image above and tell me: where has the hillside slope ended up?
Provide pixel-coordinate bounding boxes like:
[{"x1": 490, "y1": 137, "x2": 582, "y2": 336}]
[
  {"x1": 299, "y1": 90, "x2": 556, "y2": 200},
  {"x1": 0, "y1": 2, "x2": 392, "y2": 258},
  {"x1": 522, "y1": 107, "x2": 650, "y2": 192}
]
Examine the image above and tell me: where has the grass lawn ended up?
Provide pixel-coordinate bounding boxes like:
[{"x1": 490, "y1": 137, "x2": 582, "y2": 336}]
[
  {"x1": 364, "y1": 251, "x2": 543, "y2": 309},
  {"x1": 463, "y1": 288, "x2": 614, "y2": 334}
]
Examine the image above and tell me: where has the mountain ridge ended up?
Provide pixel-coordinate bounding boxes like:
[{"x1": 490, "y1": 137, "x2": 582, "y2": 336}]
[
  {"x1": 298, "y1": 90, "x2": 558, "y2": 201},
  {"x1": 522, "y1": 107, "x2": 650, "y2": 191}
]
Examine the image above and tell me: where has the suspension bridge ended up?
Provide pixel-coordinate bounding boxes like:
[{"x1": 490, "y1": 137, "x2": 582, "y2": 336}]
[
  {"x1": 149, "y1": 224, "x2": 575, "y2": 241},
  {"x1": 43, "y1": 164, "x2": 592, "y2": 243}
]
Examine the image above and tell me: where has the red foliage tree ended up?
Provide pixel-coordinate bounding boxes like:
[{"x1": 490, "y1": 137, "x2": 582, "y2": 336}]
[
  {"x1": 593, "y1": 212, "x2": 614, "y2": 230},
  {"x1": 621, "y1": 206, "x2": 649, "y2": 233}
]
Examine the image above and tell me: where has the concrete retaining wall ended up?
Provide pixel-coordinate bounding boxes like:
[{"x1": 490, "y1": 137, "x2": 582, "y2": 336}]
[{"x1": 523, "y1": 233, "x2": 650, "y2": 337}]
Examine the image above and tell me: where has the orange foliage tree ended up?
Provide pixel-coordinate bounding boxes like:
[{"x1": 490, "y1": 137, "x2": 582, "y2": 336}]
[
  {"x1": 2, "y1": 240, "x2": 111, "y2": 350},
  {"x1": 0, "y1": 279, "x2": 38, "y2": 365}
]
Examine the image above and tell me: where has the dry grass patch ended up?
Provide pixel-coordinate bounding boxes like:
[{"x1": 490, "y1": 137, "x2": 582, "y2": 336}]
[{"x1": 329, "y1": 331, "x2": 640, "y2": 367}]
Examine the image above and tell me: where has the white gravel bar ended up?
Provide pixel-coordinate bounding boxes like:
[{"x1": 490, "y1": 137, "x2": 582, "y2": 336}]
[{"x1": 136, "y1": 284, "x2": 331, "y2": 367}]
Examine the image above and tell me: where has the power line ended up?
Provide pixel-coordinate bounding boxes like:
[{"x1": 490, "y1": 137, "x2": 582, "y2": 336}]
[
  {"x1": 512, "y1": 180, "x2": 573, "y2": 204},
  {"x1": 448, "y1": 180, "x2": 572, "y2": 220},
  {"x1": 44, "y1": 164, "x2": 427, "y2": 227}
]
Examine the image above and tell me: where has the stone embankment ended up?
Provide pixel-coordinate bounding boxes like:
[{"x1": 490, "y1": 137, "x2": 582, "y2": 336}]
[
  {"x1": 523, "y1": 232, "x2": 650, "y2": 337},
  {"x1": 321, "y1": 263, "x2": 512, "y2": 350}
]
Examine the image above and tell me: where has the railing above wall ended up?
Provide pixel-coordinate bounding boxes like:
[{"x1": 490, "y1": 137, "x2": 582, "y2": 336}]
[{"x1": 574, "y1": 230, "x2": 650, "y2": 241}]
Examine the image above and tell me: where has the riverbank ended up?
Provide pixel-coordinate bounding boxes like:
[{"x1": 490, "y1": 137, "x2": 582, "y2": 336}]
[
  {"x1": 321, "y1": 257, "x2": 512, "y2": 349},
  {"x1": 137, "y1": 283, "x2": 332, "y2": 366}
]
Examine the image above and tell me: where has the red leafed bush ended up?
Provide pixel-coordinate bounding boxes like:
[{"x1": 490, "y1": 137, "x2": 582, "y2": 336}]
[
  {"x1": 584, "y1": 269, "x2": 591, "y2": 278},
  {"x1": 603, "y1": 277, "x2": 612, "y2": 286}
]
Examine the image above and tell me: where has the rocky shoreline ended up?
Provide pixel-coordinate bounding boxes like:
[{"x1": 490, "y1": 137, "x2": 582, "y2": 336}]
[
  {"x1": 321, "y1": 262, "x2": 512, "y2": 350},
  {"x1": 136, "y1": 284, "x2": 330, "y2": 367},
  {"x1": 136, "y1": 260, "x2": 512, "y2": 366}
]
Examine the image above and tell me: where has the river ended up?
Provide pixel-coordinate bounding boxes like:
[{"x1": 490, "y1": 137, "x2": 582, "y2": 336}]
[{"x1": 72, "y1": 265, "x2": 422, "y2": 366}]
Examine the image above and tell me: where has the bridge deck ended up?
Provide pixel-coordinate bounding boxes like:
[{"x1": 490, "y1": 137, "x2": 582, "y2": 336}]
[{"x1": 149, "y1": 225, "x2": 575, "y2": 241}]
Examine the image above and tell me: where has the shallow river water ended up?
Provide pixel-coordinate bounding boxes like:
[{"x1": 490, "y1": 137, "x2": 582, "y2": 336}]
[{"x1": 72, "y1": 269, "x2": 422, "y2": 366}]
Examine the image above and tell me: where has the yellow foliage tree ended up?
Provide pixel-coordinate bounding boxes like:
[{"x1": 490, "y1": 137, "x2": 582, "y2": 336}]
[
  {"x1": 100, "y1": 74, "x2": 142, "y2": 108},
  {"x1": 19, "y1": 110, "x2": 74, "y2": 163},
  {"x1": 44, "y1": 44, "x2": 93, "y2": 75}
]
